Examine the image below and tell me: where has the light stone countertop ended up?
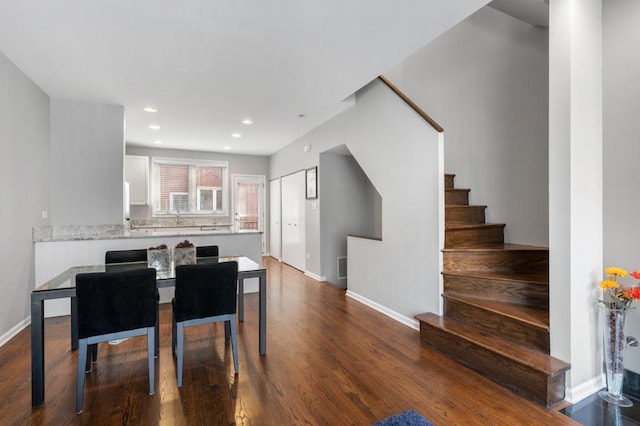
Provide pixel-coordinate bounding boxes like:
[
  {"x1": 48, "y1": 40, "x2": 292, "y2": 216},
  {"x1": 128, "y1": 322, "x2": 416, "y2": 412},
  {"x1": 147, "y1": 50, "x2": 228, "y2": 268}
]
[{"x1": 33, "y1": 224, "x2": 261, "y2": 242}]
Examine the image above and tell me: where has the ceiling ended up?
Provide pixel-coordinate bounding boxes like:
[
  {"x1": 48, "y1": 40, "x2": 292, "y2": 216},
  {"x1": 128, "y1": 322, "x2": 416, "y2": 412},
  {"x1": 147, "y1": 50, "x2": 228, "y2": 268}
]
[{"x1": 0, "y1": 1, "x2": 546, "y2": 157}]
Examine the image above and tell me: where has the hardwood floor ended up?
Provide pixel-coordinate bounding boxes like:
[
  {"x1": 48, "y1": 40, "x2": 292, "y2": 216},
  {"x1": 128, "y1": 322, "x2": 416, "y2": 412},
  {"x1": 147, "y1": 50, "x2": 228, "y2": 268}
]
[{"x1": 0, "y1": 257, "x2": 579, "y2": 425}]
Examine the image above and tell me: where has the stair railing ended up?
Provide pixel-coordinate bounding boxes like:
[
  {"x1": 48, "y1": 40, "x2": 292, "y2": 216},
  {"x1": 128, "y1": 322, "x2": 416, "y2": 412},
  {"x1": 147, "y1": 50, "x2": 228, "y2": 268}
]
[{"x1": 378, "y1": 75, "x2": 443, "y2": 133}]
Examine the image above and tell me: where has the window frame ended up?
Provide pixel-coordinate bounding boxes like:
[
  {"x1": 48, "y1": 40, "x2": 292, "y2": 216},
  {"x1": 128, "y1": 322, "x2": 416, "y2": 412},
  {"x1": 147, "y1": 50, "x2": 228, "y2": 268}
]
[{"x1": 151, "y1": 156, "x2": 229, "y2": 217}]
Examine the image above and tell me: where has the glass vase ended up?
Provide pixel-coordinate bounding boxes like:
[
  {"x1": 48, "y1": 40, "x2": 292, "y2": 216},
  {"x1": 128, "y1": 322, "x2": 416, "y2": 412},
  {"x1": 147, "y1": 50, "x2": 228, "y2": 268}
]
[{"x1": 599, "y1": 306, "x2": 633, "y2": 407}]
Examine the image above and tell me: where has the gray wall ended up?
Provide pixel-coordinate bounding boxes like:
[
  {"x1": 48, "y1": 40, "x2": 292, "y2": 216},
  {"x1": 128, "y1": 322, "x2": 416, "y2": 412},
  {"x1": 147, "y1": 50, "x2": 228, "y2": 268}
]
[
  {"x1": 271, "y1": 78, "x2": 441, "y2": 320},
  {"x1": 319, "y1": 150, "x2": 381, "y2": 287},
  {"x1": 603, "y1": 0, "x2": 640, "y2": 375},
  {"x1": 0, "y1": 51, "x2": 50, "y2": 341},
  {"x1": 50, "y1": 99, "x2": 125, "y2": 226},
  {"x1": 385, "y1": 6, "x2": 549, "y2": 246}
]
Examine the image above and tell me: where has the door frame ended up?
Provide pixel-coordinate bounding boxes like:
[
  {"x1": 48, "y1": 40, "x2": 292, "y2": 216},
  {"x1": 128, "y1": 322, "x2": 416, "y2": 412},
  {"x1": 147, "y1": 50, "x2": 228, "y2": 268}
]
[
  {"x1": 231, "y1": 174, "x2": 266, "y2": 253},
  {"x1": 269, "y1": 177, "x2": 281, "y2": 261}
]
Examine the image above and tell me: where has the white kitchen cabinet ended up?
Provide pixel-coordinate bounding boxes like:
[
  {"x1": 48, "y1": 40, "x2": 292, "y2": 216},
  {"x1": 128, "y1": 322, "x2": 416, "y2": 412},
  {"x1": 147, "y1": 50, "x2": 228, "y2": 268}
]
[{"x1": 124, "y1": 155, "x2": 149, "y2": 205}]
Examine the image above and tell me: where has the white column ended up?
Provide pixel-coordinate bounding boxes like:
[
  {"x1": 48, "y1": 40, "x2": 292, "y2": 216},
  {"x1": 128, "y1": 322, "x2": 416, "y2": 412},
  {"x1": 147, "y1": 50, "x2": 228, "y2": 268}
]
[{"x1": 549, "y1": 0, "x2": 603, "y2": 402}]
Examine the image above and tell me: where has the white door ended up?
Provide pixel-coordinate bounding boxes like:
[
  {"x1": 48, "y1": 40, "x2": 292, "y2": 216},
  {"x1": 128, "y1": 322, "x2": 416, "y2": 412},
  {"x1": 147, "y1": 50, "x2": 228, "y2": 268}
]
[
  {"x1": 269, "y1": 178, "x2": 281, "y2": 260},
  {"x1": 281, "y1": 171, "x2": 305, "y2": 271},
  {"x1": 232, "y1": 175, "x2": 266, "y2": 253}
]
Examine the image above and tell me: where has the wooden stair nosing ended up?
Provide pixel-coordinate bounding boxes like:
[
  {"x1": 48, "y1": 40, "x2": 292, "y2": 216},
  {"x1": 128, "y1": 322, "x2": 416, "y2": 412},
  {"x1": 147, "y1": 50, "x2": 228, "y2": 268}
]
[
  {"x1": 418, "y1": 316, "x2": 566, "y2": 407},
  {"x1": 443, "y1": 273, "x2": 549, "y2": 310},
  {"x1": 443, "y1": 271, "x2": 548, "y2": 286},
  {"x1": 442, "y1": 243, "x2": 549, "y2": 252},
  {"x1": 442, "y1": 294, "x2": 549, "y2": 330},
  {"x1": 445, "y1": 188, "x2": 470, "y2": 194},
  {"x1": 443, "y1": 249, "x2": 549, "y2": 274},
  {"x1": 415, "y1": 313, "x2": 569, "y2": 375},
  {"x1": 445, "y1": 223, "x2": 505, "y2": 231}
]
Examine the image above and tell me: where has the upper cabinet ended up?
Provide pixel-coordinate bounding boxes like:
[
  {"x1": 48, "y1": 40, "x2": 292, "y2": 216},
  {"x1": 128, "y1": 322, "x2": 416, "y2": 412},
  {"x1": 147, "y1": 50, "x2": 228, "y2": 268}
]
[{"x1": 125, "y1": 155, "x2": 149, "y2": 205}]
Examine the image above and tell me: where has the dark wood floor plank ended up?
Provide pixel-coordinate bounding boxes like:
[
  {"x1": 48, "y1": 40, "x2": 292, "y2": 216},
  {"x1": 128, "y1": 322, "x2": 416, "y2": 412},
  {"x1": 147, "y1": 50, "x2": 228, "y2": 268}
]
[{"x1": 0, "y1": 257, "x2": 579, "y2": 425}]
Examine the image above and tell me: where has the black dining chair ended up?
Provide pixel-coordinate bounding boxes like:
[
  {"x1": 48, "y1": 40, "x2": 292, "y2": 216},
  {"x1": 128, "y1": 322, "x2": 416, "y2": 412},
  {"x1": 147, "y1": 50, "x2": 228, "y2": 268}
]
[
  {"x1": 99, "y1": 248, "x2": 159, "y2": 358},
  {"x1": 195, "y1": 245, "x2": 219, "y2": 258},
  {"x1": 172, "y1": 261, "x2": 239, "y2": 387},
  {"x1": 75, "y1": 268, "x2": 157, "y2": 413},
  {"x1": 105, "y1": 248, "x2": 148, "y2": 264}
]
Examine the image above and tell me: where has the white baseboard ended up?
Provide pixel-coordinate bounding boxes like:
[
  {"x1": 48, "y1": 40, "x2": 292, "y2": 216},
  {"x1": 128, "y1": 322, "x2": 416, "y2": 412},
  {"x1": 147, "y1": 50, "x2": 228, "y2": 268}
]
[
  {"x1": 345, "y1": 290, "x2": 419, "y2": 331},
  {"x1": 304, "y1": 271, "x2": 326, "y2": 282},
  {"x1": 0, "y1": 317, "x2": 31, "y2": 347},
  {"x1": 565, "y1": 374, "x2": 605, "y2": 404}
]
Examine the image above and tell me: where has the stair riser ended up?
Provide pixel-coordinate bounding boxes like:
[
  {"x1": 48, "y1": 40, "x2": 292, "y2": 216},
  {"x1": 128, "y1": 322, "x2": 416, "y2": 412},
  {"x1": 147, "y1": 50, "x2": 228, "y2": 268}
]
[
  {"x1": 445, "y1": 207, "x2": 486, "y2": 225},
  {"x1": 444, "y1": 298, "x2": 549, "y2": 352},
  {"x1": 444, "y1": 174, "x2": 455, "y2": 189},
  {"x1": 444, "y1": 251, "x2": 548, "y2": 274},
  {"x1": 419, "y1": 322, "x2": 566, "y2": 407},
  {"x1": 444, "y1": 275, "x2": 548, "y2": 309},
  {"x1": 445, "y1": 190, "x2": 469, "y2": 205},
  {"x1": 445, "y1": 227, "x2": 504, "y2": 248}
]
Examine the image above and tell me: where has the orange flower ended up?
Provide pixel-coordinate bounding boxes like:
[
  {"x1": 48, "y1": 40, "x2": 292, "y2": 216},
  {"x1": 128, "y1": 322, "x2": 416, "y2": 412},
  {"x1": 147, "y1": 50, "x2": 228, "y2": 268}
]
[
  {"x1": 631, "y1": 270, "x2": 640, "y2": 280},
  {"x1": 627, "y1": 287, "x2": 640, "y2": 300}
]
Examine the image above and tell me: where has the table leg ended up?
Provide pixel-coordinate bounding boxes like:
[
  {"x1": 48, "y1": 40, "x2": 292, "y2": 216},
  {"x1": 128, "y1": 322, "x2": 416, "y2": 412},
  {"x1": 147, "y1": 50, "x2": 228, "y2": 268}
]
[
  {"x1": 238, "y1": 278, "x2": 244, "y2": 322},
  {"x1": 259, "y1": 272, "x2": 266, "y2": 355},
  {"x1": 71, "y1": 296, "x2": 78, "y2": 350},
  {"x1": 31, "y1": 298, "x2": 45, "y2": 407}
]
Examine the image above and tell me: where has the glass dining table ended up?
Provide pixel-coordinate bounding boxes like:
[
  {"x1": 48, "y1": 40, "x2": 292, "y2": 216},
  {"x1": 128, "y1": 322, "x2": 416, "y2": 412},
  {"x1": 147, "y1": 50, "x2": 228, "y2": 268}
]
[{"x1": 30, "y1": 255, "x2": 267, "y2": 407}]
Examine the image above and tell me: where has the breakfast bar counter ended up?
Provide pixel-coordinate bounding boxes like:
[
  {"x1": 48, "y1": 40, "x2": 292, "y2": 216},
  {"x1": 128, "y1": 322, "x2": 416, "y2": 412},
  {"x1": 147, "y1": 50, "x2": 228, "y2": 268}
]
[{"x1": 33, "y1": 225, "x2": 263, "y2": 318}]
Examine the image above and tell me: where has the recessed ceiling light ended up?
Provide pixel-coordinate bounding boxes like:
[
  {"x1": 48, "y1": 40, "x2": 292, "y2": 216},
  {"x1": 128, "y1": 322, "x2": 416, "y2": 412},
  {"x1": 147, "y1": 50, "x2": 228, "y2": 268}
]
[
  {"x1": 231, "y1": 133, "x2": 242, "y2": 138},
  {"x1": 223, "y1": 146, "x2": 231, "y2": 150},
  {"x1": 144, "y1": 107, "x2": 158, "y2": 113},
  {"x1": 153, "y1": 140, "x2": 163, "y2": 144},
  {"x1": 241, "y1": 119, "x2": 253, "y2": 125},
  {"x1": 148, "y1": 124, "x2": 160, "y2": 130}
]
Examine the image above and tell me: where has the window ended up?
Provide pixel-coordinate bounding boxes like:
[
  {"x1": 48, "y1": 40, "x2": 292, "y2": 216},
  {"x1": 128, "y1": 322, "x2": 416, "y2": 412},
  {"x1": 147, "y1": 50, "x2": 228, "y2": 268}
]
[{"x1": 152, "y1": 157, "x2": 228, "y2": 216}]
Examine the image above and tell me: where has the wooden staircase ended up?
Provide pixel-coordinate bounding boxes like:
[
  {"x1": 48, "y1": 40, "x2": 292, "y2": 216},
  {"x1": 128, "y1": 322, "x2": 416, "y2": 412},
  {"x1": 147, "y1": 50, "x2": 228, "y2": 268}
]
[{"x1": 415, "y1": 173, "x2": 570, "y2": 407}]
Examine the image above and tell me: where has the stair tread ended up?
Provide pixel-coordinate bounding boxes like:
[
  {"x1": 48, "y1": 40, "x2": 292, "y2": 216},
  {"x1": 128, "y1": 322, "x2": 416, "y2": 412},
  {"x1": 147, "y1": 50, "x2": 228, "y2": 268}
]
[
  {"x1": 415, "y1": 313, "x2": 569, "y2": 375},
  {"x1": 446, "y1": 223, "x2": 505, "y2": 231},
  {"x1": 446, "y1": 205, "x2": 487, "y2": 209},
  {"x1": 446, "y1": 188, "x2": 470, "y2": 192},
  {"x1": 443, "y1": 271, "x2": 548, "y2": 285},
  {"x1": 443, "y1": 294, "x2": 549, "y2": 329},
  {"x1": 443, "y1": 243, "x2": 548, "y2": 252}
]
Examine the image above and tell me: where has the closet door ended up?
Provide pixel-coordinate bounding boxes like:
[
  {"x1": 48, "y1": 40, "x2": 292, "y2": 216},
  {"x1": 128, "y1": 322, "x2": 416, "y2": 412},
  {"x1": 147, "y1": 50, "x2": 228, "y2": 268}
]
[
  {"x1": 281, "y1": 171, "x2": 305, "y2": 271},
  {"x1": 269, "y1": 178, "x2": 281, "y2": 261}
]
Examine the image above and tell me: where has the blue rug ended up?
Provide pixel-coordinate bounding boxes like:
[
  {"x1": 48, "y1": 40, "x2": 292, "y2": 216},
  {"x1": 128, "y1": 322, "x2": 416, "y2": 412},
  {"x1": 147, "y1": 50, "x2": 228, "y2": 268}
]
[{"x1": 372, "y1": 409, "x2": 434, "y2": 426}]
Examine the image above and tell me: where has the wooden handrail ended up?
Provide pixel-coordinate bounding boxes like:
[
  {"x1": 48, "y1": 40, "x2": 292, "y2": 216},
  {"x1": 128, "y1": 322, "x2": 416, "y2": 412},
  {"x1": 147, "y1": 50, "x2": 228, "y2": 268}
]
[{"x1": 378, "y1": 75, "x2": 443, "y2": 133}]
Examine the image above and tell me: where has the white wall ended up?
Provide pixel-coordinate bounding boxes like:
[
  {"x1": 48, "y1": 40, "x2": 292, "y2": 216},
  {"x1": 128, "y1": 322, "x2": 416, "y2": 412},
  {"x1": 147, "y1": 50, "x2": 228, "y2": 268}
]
[
  {"x1": 603, "y1": 0, "x2": 640, "y2": 375},
  {"x1": 0, "y1": 51, "x2": 50, "y2": 343},
  {"x1": 50, "y1": 99, "x2": 125, "y2": 226},
  {"x1": 549, "y1": 0, "x2": 603, "y2": 402},
  {"x1": 384, "y1": 6, "x2": 549, "y2": 246},
  {"x1": 270, "y1": 78, "x2": 441, "y2": 321}
]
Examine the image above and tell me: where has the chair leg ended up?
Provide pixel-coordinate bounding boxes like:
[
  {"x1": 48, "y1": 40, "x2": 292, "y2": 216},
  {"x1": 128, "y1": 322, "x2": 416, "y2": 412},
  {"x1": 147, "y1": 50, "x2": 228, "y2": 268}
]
[
  {"x1": 147, "y1": 327, "x2": 155, "y2": 395},
  {"x1": 90, "y1": 344, "x2": 98, "y2": 363},
  {"x1": 229, "y1": 318, "x2": 239, "y2": 374},
  {"x1": 224, "y1": 321, "x2": 231, "y2": 343},
  {"x1": 176, "y1": 322, "x2": 184, "y2": 387},
  {"x1": 84, "y1": 346, "x2": 93, "y2": 373},
  {"x1": 154, "y1": 301, "x2": 159, "y2": 358},
  {"x1": 76, "y1": 340, "x2": 88, "y2": 413},
  {"x1": 172, "y1": 311, "x2": 176, "y2": 357}
]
